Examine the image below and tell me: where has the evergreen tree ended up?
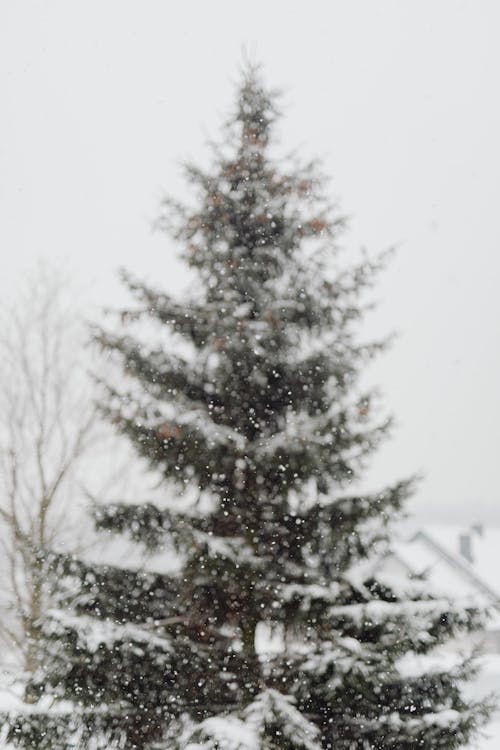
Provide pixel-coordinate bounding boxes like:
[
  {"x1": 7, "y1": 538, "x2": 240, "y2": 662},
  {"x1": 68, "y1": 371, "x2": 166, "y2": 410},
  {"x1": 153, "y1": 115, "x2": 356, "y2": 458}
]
[{"x1": 5, "y1": 65, "x2": 490, "y2": 750}]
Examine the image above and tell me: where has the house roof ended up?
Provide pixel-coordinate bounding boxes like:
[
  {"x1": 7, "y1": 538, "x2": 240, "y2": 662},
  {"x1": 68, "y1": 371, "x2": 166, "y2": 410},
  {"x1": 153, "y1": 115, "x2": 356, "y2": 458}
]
[
  {"x1": 421, "y1": 526, "x2": 500, "y2": 596},
  {"x1": 389, "y1": 525, "x2": 500, "y2": 608}
]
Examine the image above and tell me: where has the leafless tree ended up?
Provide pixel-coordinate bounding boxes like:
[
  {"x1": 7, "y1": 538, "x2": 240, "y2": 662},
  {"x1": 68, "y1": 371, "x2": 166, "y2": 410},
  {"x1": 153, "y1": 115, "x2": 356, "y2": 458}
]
[{"x1": 0, "y1": 262, "x2": 97, "y2": 679}]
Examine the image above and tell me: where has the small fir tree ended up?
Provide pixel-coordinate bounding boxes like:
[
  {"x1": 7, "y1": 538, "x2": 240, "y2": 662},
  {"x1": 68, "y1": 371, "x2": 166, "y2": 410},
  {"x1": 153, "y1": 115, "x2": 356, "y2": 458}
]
[{"x1": 5, "y1": 65, "x2": 490, "y2": 750}]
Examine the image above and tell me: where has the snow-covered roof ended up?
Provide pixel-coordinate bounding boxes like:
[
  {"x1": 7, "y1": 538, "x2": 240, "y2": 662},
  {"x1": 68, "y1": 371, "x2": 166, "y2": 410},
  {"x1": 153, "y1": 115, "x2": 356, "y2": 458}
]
[{"x1": 389, "y1": 525, "x2": 500, "y2": 610}]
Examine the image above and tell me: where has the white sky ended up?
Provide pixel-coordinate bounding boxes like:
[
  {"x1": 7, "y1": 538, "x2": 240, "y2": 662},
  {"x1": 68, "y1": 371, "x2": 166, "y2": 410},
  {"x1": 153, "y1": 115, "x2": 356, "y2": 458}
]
[{"x1": 1, "y1": 1, "x2": 499, "y2": 524}]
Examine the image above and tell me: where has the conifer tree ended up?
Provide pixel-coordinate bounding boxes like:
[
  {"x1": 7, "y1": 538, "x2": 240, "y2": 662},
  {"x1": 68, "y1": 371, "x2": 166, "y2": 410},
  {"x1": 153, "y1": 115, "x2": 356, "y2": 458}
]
[{"x1": 5, "y1": 65, "x2": 489, "y2": 750}]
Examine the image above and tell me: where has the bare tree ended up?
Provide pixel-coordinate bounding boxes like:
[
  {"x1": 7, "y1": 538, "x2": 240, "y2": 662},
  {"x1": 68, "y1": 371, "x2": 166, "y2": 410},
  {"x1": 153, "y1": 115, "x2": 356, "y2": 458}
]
[{"x1": 0, "y1": 262, "x2": 97, "y2": 680}]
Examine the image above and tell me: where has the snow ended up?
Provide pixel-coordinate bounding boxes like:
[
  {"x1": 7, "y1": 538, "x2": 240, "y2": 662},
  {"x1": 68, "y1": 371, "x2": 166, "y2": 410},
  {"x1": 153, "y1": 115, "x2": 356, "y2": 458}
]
[
  {"x1": 0, "y1": 671, "x2": 73, "y2": 715},
  {"x1": 80, "y1": 533, "x2": 184, "y2": 575},
  {"x1": 45, "y1": 610, "x2": 174, "y2": 653},
  {"x1": 179, "y1": 690, "x2": 322, "y2": 750},
  {"x1": 192, "y1": 532, "x2": 262, "y2": 566},
  {"x1": 396, "y1": 649, "x2": 463, "y2": 678},
  {"x1": 184, "y1": 715, "x2": 256, "y2": 750},
  {"x1": 329, "y1": 596, "x2": 462, "y2": 623}
]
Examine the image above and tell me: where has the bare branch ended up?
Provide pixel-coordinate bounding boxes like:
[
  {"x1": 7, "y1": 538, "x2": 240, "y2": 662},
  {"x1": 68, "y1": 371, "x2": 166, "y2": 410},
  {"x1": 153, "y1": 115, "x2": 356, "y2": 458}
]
[{"x1": 0, "y1": 261, "x2": 100, "y2": 675}]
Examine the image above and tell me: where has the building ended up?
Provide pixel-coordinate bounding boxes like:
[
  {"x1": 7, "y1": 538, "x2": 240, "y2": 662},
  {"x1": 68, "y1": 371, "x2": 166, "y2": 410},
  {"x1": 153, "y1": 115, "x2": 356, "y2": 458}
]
[{"x1": 376, "y1": 524, "x2": 500, "y2": 652}]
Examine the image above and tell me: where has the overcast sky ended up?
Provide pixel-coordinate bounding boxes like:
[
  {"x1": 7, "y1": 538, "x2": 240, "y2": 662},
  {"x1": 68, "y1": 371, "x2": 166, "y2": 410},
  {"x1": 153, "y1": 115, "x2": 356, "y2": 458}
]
[{"x1": 1, "y1": 1, "x2": 499, "y2": 524}]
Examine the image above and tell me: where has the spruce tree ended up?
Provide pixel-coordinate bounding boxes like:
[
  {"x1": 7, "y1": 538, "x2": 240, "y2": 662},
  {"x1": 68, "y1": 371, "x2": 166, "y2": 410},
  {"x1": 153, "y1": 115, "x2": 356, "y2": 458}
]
[{"x1": 5, "y1": 65, "x2": 490, "y2": 750}]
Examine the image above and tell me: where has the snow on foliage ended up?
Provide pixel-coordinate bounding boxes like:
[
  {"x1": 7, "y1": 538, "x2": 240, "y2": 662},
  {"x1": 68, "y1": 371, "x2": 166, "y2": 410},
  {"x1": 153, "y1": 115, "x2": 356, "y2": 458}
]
[
  {"x1": 176, "y1": 690, "x2": 321, "y2": 750},
  {"x1": 1, "y1": 64, "x2": 492, "y2": 750}
]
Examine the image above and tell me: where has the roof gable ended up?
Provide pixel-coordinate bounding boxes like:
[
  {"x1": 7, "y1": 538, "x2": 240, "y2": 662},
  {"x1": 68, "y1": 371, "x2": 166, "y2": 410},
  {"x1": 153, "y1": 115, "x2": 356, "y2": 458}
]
[{"x1": 397, "y1": 525, "x2": 500, "y2": 605}]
